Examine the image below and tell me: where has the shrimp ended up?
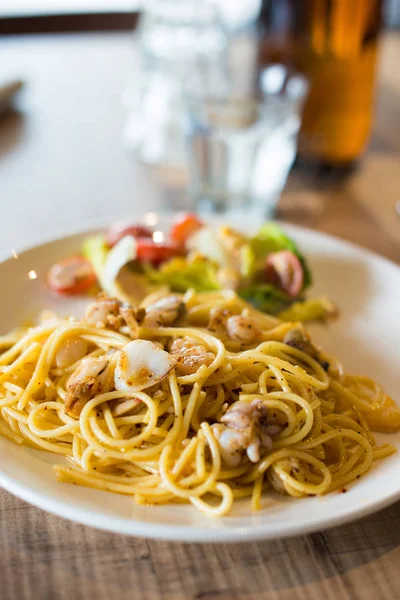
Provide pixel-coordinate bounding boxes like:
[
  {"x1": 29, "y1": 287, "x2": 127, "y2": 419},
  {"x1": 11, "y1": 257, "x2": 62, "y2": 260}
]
[
  {"x1": 85, "y1": 295, "x2": 121, "y2": 327},
  {"x1": 84, "y1": 293, "x2": 139, "y2": 338},
  {"x1": 207, "y1": 308, "x2": 262, "y2": 344},
  {"x1": 212, "y1": 400, "x2": 279, "y2": 467},
  {"x1": 169, "y1": 338, "x2": 214, "y2": 376},
  {"x1": 143, "y1": 295, "x2": 186, "y2": 328},
  {"x1": 225, "y1": 315, "x2": 262, "y2": 343},
  {"x1": 65, "y1": 356, "x2": 115, "y2": 418}
]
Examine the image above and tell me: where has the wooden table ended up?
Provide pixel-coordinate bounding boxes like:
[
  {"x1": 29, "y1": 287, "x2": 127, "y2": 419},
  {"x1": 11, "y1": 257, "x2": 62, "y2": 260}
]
[{"x1": 0, "y1": 32, "x2": 399, "y2": 600}]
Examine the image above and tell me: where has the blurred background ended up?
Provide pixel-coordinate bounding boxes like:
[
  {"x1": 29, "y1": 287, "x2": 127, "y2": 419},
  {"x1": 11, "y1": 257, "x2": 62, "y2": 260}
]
[{"x1": 1, "y1": 1, "x2": 400, "y2": 253}]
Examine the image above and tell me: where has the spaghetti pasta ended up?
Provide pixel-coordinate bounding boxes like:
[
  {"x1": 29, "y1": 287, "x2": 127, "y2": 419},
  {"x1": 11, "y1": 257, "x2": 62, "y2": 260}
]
[{"x1": 0, "y1": 290, "x2": 399, "y2": 517}]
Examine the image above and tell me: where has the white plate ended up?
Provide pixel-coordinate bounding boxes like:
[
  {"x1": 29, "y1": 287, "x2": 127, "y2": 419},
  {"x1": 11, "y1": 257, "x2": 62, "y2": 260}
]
[{"x1": 0, "y1": 215, "x2": 399, "y2": 542}]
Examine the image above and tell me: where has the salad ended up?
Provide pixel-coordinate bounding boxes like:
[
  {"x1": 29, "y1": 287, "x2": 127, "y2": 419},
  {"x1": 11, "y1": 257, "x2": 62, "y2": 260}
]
[{"x1": 47, "y1": 214, "x2": 337, "y2": 323}]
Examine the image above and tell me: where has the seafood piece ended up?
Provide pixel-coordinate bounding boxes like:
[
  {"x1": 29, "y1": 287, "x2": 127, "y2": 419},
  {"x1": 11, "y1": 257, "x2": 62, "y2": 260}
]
[
  {"x1": 119, "y1": 304, "x2": 139, "y2": 339},
  {"x1": 212, "y1": 400, "x2": 279, "y2": 467},
  {"x1": 207, "y1": 307, "x2": 232, "y2": 335},
  {"x1": 85, "y1": 293, "x2": 139, "y2": 338},
  {"x1": 208, "y1": 308, "x2": 261, "y2": 344},
  {"x1": 55, "y1": 338, "x2": 89, "y2": 368},
  {"x1": 114, "y1": 340, "x2": 177, "y2": 393},
  {"x1": 170, "y1": 338, "x2": 214, "y2": 376},
  {"x1": 65, "y1": 356, "x2": 114, "y2": 417},
  {"x1": 225, "y1": 315, "x2": 261, "y2": 343},
  {"x1": 143, "y1": 295, "x2": 185, "y2": 328}
]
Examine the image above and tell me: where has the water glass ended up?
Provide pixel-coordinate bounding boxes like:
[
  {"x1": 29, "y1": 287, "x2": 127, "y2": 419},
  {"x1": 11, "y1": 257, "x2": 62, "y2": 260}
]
[
  {"x1": 185, "y1": 65, "x2": 308, "y2": 216},
  {"x1": 124, "y1": 0, "x2": 227, "y2": 169}
]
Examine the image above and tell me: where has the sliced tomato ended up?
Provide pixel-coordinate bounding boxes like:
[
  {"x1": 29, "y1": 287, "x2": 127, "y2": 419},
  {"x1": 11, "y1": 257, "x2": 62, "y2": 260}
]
[
  {"x1": 136, "y1": 238, "x2": 183, "y2": 266},
  {"x1": 170, "y1": 213, "x2": 204, "y2": 246},
  {"x1": 47, "y1": 256, "x2": 96, "y2": 295},
  {"x1": 264, "y1": 250, "x2": 304, "y2": 298},
  {"x1": 106, "y1": 222, "x2": 153, "y2": 248}
]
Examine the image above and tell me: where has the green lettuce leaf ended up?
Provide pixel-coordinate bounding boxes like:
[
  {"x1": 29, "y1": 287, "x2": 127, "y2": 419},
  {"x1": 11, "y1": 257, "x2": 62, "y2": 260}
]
[
  {"x1": 239, "y1": 283, "x2": 291, "y2": 315},
  {"x1": 145, "y1": 257, "x2": 221, "y2": 293},
  {"x1": 278, "y1": 297, "x2": 339, "y2": 323}
]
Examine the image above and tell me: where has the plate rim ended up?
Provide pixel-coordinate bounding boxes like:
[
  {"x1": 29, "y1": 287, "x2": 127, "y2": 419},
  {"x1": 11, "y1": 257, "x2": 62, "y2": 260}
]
[
  {"x1": 0, "y1": 464, "x2": 399, "y2": 542},
  {"x1": 0, "y1": 213, "x2": 400, "y2": 542}
]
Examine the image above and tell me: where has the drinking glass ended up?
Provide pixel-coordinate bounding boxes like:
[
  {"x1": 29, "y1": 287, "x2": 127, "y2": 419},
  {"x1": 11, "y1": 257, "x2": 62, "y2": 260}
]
[
  {"x1": 185, "y1": 64, "x2": 308, "y2": 216},
  {"x1": 123, "y1": 0, "x2": 227, "y2": 169}
]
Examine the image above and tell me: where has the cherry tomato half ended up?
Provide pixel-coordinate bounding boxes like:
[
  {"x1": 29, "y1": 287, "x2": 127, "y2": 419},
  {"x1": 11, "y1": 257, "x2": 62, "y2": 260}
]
[
  {"x1": 170, "y1": 213, "x2": 204, "y2": 246},
  {"x1": 136, "y1": 238, "x2": 183, "y2": 266},
  {"x1": 47, "y1": 256, "x2": 96, "y2": 295},
  {"x1": 264, "y1": 250, "x2": 304, "y2": 298},
  {"x1": 106, "y1": 222, "x2": 153, "y2": 248}
]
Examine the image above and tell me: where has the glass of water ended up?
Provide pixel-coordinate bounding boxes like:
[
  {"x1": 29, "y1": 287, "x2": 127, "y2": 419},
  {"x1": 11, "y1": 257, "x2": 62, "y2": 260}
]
[
  {"x1": 123, "y1": 0, "x2": 227, "y2": 169},
  {"x1": 185, "y1": 65, "x2": 308, "y2": 216}
]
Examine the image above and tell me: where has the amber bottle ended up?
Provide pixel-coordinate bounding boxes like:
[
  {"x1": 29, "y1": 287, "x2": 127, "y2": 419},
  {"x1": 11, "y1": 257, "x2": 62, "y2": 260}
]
[{"x1": 258, "y1": 0, "x2": 382, "y2": 165}]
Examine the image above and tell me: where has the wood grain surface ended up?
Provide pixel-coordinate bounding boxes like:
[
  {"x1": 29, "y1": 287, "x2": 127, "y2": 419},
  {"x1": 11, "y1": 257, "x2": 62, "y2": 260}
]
[{"x1": 0, "y1": 31, "x2": 399, "y2": 600}]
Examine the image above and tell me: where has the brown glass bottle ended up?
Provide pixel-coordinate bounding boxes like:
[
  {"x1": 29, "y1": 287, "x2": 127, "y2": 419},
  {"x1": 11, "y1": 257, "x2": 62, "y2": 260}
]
[{"x1": 258, "y1": 0, "x2": 383, "y2": 165}]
